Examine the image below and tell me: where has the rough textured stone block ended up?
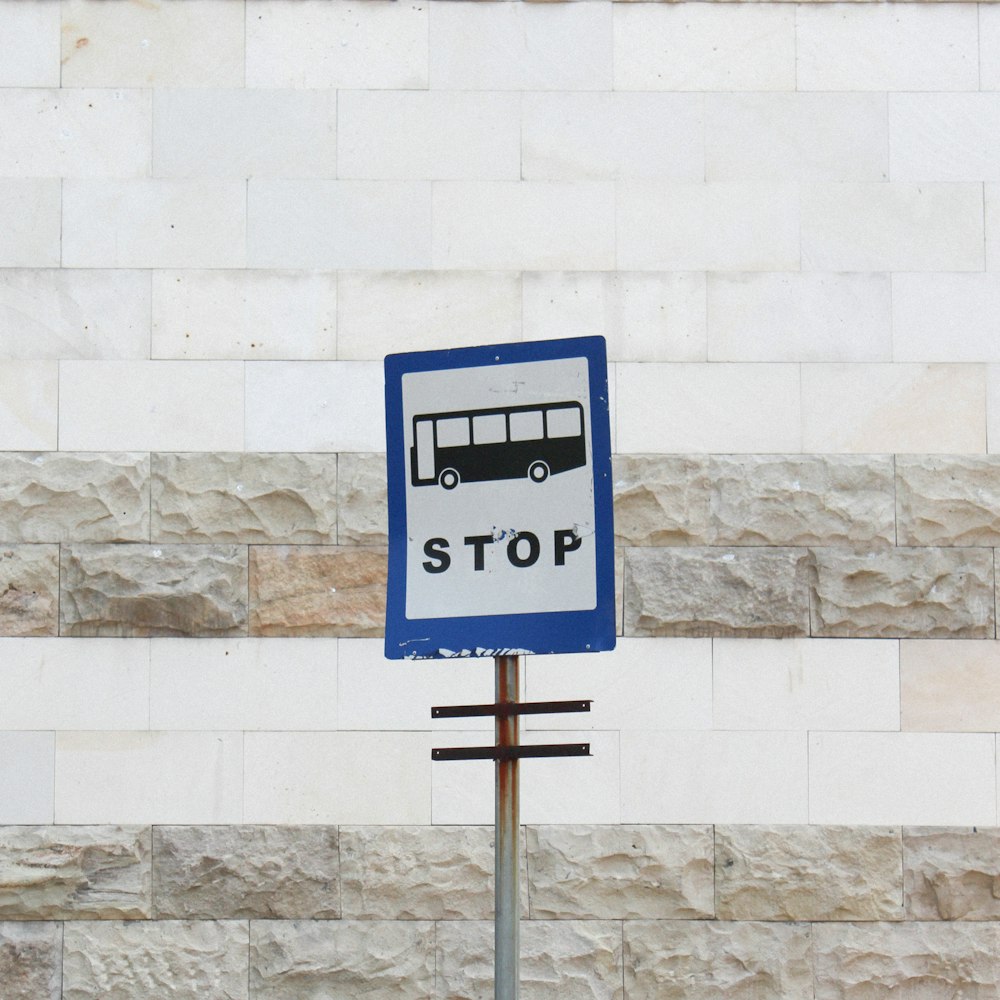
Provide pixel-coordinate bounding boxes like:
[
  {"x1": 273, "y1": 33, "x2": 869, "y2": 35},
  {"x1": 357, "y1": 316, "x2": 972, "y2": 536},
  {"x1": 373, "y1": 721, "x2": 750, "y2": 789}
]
[
  {"x1": 715, "y1": 825, "x2": 903, "y2": 921},
  {"x1": 710, "y1": 455, "x2": 895, "y2": 546},
  {"x1": 249, "y1": 545, "x2": 386, "y2": 637},
  {"x1": 436, "y1": 920, "x2": 623, "y2": 1000},
  {"x1": 897, "y1": 456, "x2": 1000, "y2": 546},
  {"x1": 337, "y1": 452, "x2": 388, "y2": 546},
  {"x1": 62, "y1": 920, "x2": 249, "y2": 1000},
  {"x1": 152, "y1": 453, "x2": 337, "y2": 543},
  {"x1": 904, "y1": 827, "x2": 1000, "y2": 920},
  {"x1": 60, "y1": 544, "x2": 248, "y2": 637},
  {"x1": 341, "y1": 826, "x2": 527, "y2": 920},
  {"x1": 625, "y1": 920, "x2": 813, "y2": 1000},
  {"x1": 624, "y1": 547, "x2": 811, "y2": 637},
  {"x1": 251, "y1": 920, "x2": 434, "y2": 1000},
  {"x1": 810, "y1": 547, "x2": 994, "y2": 638},
  {"x1": 813, "y1": 922, "x2": 999, "y2": 1000},
  {"x1": 153, "y1": 826, "x2": 339, "y2": 920},
  {"x1": 613, "y1": 455, "x2": 712, "y2": 546},
  {"x1": 527, "y1": 825, "x2": 713, "y2": 920},
  {"x1": 0, "y1": 825, "x2": 150, "y2": 919},
  {"x1": 0, "y1": 453, "x2": 149, "y2": 543},
  {"x1": 0, "y1": 922, "x2": 60, "y2": 1000},
  {"x1": 0, "y1": 544, "x2": 58, "y2": 636}
]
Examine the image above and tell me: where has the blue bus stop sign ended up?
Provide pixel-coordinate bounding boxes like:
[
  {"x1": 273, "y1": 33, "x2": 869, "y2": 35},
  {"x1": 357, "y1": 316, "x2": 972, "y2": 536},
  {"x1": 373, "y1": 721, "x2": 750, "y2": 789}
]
[{"x1": 384, "y1": 336, "x2": 616, "y2": 659}]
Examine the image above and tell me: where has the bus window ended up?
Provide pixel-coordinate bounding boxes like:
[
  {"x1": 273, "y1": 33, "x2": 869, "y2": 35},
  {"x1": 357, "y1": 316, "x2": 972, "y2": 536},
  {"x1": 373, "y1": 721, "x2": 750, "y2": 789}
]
[
  {"x1": 438, "y1": 417, "x2": 470, "y2": 448},
  {"x1": 509, "y1": 410, "x2": 544, "y2": 441},
  {"x1": 473, "y1": 413, "x2": 506, "y2": 444},
  {"x1": 547, "y1": 406, "x2": 582, "y2": 439},
  {"x1": 415, "y1": 419, "x2": 435, "y2": 481}
]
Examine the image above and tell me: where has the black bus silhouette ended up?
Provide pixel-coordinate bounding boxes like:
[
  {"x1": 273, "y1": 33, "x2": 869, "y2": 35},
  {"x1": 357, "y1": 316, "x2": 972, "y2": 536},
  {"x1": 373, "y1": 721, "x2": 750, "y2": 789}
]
[{"x1": 410, "y1": 401, "x2": 587, "y2": 489}]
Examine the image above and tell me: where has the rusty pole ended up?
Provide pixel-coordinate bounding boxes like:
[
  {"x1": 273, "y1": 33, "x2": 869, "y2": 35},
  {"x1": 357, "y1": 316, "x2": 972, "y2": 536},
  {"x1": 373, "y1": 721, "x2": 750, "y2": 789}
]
[{"x1": 495, "y1": 654, "x2": 520, "y2": 1000}]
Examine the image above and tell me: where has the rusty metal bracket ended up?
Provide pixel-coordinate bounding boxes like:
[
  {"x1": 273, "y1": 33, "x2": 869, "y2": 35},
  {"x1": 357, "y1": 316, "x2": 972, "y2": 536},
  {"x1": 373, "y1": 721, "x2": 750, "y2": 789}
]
[
  {"x1": 432, "y1": 699, "x2": 591, "y2": 719},
  {"x1": 431, "y1": 742, "x2": 591, "y2": 762}
]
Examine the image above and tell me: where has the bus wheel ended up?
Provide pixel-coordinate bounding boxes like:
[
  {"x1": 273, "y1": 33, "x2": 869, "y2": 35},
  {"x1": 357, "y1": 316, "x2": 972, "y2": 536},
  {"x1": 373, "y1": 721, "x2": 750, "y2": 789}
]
[
  {"x1": 528, "y1": 461, "x2": 549, "y2": 483},
  {"x1": 439, "y1": 468, "x2": 460, "y2": 490}
]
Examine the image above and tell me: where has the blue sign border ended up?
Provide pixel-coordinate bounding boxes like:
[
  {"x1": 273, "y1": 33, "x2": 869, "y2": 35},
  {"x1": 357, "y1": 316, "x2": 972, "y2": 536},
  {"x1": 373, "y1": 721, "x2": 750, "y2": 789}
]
[{"x1": 384, "y1": 336, "x2": 616, "y2": 659}]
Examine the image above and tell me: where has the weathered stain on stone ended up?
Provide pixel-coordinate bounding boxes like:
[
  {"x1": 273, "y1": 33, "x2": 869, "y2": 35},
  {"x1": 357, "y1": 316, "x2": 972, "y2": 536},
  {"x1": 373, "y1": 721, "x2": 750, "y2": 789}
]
[
  {"x1": 152, "y1": 453, "x2": 337, "y2": 543},
  {"x1": 153, "y1": 826, "x2": 339, "y2": 920},
  {"x1": 810, "y1": 547, "x2": 995, "y2": 638},
  {"x1": 436, "y1": 920, "x2": 623, "y2": 1000},
  {"x1": 716, "y1": 825, "x2": 903, "y2": 922},
  {"x1": 527, "y1": 825, "x2": 714, "y2": 920},
  {"x1": 897, "y1": 456, "x2": 1000, "y2": 546},
  {"x1": 904, "y1": 827, "x2": 1000, "y2": 920},
  {"x1": 62, "y1": 920, "x2": 249, "y2": 1000},
  {"x1": 0, "y1": 922, "x2": 61, "y2": 1000},
  {"x1": 337, "y1": 452, "x2": 388, "y2": 546},
  {"x1": 249, "y1": 545, "x2": 386, "y2": 637},
  {"x1": 251, "y1": 920, "x2": 434, "y2": 1000},
  {"x1": 0, "y1": 826, "x2": 150, "y2": 920},
  {"x1": 60, "y1": 544, "x2": 247, "y2": 637},
  {"x1": 0, "y1": 453, "x2": 149, "y2": 543},
  {"x1": 625, "y1": 920, "x2": 813, "y2": 1000},
  {"x1": 0, "y1": 545, "x2": 58, "y2": 637},
  {"x1": 613, "y1": 455, "x2": 712, "y2": 546},
  {"x1": 624, "y1": 547, "x2": 811, "y2": 637}
]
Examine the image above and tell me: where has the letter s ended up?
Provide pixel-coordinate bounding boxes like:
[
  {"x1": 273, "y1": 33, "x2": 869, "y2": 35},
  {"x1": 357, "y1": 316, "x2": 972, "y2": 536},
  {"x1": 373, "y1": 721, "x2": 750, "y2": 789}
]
[{"x1": 422, "y1": 538, "x2": 451, "y2": 574}]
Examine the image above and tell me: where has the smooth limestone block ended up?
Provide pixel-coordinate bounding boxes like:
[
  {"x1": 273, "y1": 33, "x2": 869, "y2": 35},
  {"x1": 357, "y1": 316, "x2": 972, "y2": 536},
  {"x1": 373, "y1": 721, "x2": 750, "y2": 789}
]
[
  {"x1": 624, "y1": 547, "x2": 811, "y2": 638},
  {"x1": 0, "y1": 453, "x2": 149, "y2": 543},
  {"x1": 624, "y1": 921, "x2": 813, "y2": 1000},
  {"x1": 0, "y1": 361, "x2": 58, "y2": 450},
  {"x1": 901, "y1": 640, "x2": 1000, "y2": 732},
  {"x1": 810, "y1": 547, "x2": 994, "y2": 639},
  {"x1": 0, "y1": 180, "x2": 60, "y2": 267},
  {"x1": 249, "y1": 545, "x2": 385, "y2": 637},
  {"x1": 897, "y1": 456, "x2": 1000, "y2": 545},
  {"x1": 60, "y1": 0, "x2": 244, "y2": 88},
  {"x1": 0, "y1": 826, "x2": 150, "y2": 920},
  {"x1": 62, "y1": 920, "x2": 249, "y2": 1000},
  {"x1": 337, "y1": 271, "x2": 521, "y2": 360},
  {"x1": 904, "y1": 827, "x2": 1000, "y2": 921},
  {"x1": 0, "y1": 922, "x2": 61, "y2": 1000},
  {"x1": 0, "y1": 545, "x2": 58, "y2": 637},
  {"x1": 0, "y1": 270, "x2": 150, "y2": 361},
  {"x1": 527, "y1": 825, "x2": 713, "y2": 920},
  {"x1": 436, "y1": 920, "x2": 623, "y2": 1000},
  {"x1": 153, "y1": 826, "x2": 339, "y2": 920},
  {"x1": 812, "y1": 923, "x2": 999, "y2": 1000},
  {"x1": 985, "y1": 7, "x2": 1000, "y2": 91},
  {"x1": 0, "y1": 2, "x2": 59, "y2": 86},
  {"x1": 337, "y1": 453, "x2": 388, "y2": 546},
  {"x1": 60, "y1": 544, "x2": 248, "y2": 638},
  {"x1": 715, "y1": 825, "x2": 903, "y2": 922},
  {"x1": 250, "y1": 920, "x2": 434, "y2": 1000},
  {"x1": 152, "y1": 270, "x2": 336, "y2": 361},
  {"x1": 152, "y1": 453, "x2": 337, "y2": 544},
  {"x1": 0, "y1": 733, "x2": 54, "y2": 825},
  {"x1": 613, "y1": 455, "x2": 712, "y2": 546}
]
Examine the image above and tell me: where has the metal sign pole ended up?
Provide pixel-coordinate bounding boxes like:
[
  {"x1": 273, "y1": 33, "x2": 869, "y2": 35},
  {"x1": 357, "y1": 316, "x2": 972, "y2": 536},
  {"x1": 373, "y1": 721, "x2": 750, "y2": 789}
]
[{"x1": 495, "y1": 653, "x2": 520, "y2": 1000}]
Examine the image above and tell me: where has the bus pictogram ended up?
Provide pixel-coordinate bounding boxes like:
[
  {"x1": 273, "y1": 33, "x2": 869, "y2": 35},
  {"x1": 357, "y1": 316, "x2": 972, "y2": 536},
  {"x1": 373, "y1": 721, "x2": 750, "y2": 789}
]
[{"x1": 410, "y1": 401, "x2": 587, "y2": 490}]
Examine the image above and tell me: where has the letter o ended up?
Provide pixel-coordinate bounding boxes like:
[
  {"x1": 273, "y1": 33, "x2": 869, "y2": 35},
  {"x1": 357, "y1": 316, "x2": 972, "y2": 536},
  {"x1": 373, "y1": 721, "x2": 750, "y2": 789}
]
[{"x1": 507, "y1": 532, "x2": 540, "y2": 568}]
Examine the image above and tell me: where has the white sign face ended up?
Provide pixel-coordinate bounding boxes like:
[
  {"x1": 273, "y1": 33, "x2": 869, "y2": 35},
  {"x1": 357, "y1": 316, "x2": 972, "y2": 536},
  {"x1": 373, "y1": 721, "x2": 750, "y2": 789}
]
[{"x1": 401, "y1": 356, "x2": 596, "y2": 620}]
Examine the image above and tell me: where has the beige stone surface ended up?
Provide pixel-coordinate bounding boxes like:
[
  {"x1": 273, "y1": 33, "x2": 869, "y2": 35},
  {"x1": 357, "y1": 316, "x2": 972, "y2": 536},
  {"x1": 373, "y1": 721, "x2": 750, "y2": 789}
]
[
  {"x1": 901, "y1": 640, "x2": 1000, "y2": 731},
  {"x1": 153, "y1": 826, "x2": 339, "y2": 920},
  {"x1": 710, "y1": 455, "x2": 895, "y2": 546},
  {"x1": 715, "y1": 825, "x2": 903, "y2": 921},
  {"x1": 624, "y1": 547, "x2": 811, "y2": 637},
  {"x1": 251, "y1": 920, "x2": 434, "y2": 1000},
  {"x1": 341, "y1": 825, "x2": 526, "y2": 920},
  {"x1": 0, "y1": 544, "x2": 58, "y2": 636},
  {"x1": 337, "y1": 452, "x2": 388, "y2": 546},
  {"x1": 62, "y1": 920, "x2": 249, "y2": 1000},
  {"x1": 0, "y1": 453, "x2": 148, "y2": 543},
  {"x1": 436, "y1": 920, "x2": 623, "y2": 1000},
  {"x1": 904, "y1": 827, "x2": 1000, "y2": 920},
  {"x1": 625, "y1": 920, "x2": 813, "y2": 1000},
  {"x1": 527, "y1": 824, "x2": 714, "y2": 919},
  {"x1": 613, "y1": 455, "x2": 712, "y2": 546},
  {"x1": 250, "y1": 545, "x2": 386, "y2": 637},
  {"x1": 810, "y1": 547, "x2": 994, "y2": 638},
  {"x1": 897, "y1": 456, "x2": 1000, "y2": 545},
  {"x1": 813, "y1": 922, "x2": 999, "y2": 1000},
  {"x1": 0, "y1": 922, "x2": 61, "y2": 1000},
  {"x1": 152, "y1": 453, "x2": 337, "y2": 543},
  {"x1": 0, "y1": 825, "x2": 150, "y2": 920},
  {"x1": 60, "y1": 544, "x2": 248, "y2": 637}
]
